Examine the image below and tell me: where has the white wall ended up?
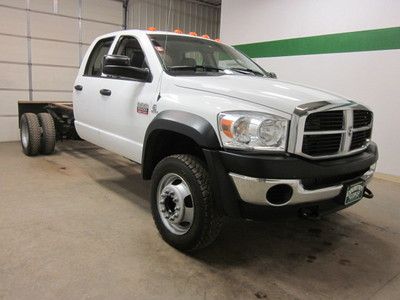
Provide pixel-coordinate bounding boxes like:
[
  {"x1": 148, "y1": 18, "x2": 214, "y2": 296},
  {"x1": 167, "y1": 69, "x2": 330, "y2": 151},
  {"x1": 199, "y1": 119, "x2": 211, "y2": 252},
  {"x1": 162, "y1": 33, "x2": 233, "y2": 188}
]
[{"x1": 221, "y1": 0, "x2": 400, "y2": 176}]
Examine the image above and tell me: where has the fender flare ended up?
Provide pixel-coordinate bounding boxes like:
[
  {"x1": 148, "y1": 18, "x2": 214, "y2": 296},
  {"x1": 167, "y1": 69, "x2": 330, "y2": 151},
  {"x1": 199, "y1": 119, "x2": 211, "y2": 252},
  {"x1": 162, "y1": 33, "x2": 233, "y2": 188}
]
[{"x1": 141, "y1": 110, "x2": 221, "y2": 179}]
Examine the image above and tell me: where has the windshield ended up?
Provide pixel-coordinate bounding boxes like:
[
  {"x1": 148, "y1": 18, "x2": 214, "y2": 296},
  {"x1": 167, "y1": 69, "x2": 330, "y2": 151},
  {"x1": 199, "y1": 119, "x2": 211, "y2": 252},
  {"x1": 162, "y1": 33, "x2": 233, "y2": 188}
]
[{"x1": 149, "y1": 34, "x2": 267, "y2": 77}]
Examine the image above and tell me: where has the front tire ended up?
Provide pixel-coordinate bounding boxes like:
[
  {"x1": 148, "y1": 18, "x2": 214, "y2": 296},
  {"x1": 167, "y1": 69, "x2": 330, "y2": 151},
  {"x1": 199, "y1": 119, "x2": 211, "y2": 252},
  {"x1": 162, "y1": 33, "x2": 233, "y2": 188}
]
[{"x1": 151, "y1": 154, "x2": 222, "y2": 252}]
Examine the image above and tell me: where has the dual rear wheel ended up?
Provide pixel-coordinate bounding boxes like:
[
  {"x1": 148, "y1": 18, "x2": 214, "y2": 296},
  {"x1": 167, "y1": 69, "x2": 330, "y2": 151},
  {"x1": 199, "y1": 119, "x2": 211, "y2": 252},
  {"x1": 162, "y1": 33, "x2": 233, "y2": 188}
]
[{"x1": 20, "y1": 112, "x2": 56, "y2": 156}]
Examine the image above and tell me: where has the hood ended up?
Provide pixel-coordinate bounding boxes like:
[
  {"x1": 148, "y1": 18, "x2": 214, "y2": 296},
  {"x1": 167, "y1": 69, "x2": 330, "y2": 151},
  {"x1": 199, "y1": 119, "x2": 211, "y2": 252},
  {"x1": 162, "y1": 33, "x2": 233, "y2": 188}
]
[{"x1": 173, "y1": 75, "x2": 352, "y2": 114}]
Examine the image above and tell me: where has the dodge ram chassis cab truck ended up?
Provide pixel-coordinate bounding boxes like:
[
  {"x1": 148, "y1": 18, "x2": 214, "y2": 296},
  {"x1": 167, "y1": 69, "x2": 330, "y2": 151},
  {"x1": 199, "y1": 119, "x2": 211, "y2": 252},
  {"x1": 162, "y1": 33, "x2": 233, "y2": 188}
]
[{"x1": 19, "y1": 30, "x2": 378, "y2": 251}]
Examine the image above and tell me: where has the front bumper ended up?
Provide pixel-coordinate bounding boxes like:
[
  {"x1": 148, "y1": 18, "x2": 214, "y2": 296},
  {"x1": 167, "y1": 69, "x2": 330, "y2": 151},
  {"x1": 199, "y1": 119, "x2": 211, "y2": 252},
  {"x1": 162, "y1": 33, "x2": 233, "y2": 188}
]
[
  {"x1": 229, "y1": 165, "x2": 375, "y2": 206},
  {"x1": 203, "y1": 142, "x2": 378, "y2": 219}
]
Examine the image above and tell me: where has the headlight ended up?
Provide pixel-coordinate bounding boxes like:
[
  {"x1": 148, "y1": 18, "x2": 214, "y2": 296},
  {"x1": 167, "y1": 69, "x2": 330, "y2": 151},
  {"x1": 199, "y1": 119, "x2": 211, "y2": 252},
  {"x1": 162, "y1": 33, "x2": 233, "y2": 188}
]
[{"x1": 218, "y1": 111, "x2": 289, "y2": 151}]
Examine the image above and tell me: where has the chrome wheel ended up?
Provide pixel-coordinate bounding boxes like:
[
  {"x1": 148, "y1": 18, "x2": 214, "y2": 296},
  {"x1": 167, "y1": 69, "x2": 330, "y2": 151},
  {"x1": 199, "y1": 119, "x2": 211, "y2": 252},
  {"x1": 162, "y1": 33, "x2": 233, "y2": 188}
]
[
  {"x1": 157, "y1": 173, "x2": 194, "y2": 235},
  {"x1": 21, "y1": 122, "x2": 29, "y2": 149}
]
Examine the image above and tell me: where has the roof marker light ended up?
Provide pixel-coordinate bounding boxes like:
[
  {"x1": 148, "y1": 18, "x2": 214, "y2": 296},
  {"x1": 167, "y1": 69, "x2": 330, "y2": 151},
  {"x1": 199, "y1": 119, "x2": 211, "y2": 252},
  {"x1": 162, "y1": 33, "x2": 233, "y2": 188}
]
[
  {"x1": 201, "y1": 34, "x2": 210, "y2": 39},
  {"x1": 147, "y1": 26, "x2": 157, "y2": 31},
  {"x1": 214, "y1": 38, "x2": 221, "y2": 42},
  {"x1": 174, "y1": 29, "x2": 183, "y2": 34},
  {"x1": 188, "y1": 32, "x2": 198, "y2": 36}
]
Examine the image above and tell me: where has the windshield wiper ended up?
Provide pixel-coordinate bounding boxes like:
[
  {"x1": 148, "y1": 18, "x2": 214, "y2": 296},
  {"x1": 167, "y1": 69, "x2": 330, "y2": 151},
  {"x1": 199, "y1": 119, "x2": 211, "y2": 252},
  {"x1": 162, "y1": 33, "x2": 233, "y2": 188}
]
[
  {"x1": 167, "y1": 65, "x2": 225, "y2": 72},
  {"x1": 229, "y1": 67, "x2": 264, "y2": 76}
]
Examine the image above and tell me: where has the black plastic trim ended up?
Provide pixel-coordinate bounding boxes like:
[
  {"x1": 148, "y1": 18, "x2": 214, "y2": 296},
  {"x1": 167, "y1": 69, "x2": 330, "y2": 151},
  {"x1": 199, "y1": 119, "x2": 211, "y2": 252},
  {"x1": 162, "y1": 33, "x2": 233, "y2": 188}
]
[
  {"x1": 203, "y1": 149, "x2": 242, "y2": 217},
  {"x1": 141, "y1": 110, "x2": 221, "y2": 179},
  {"x1": 219, "y1": 142, "x2": 378, "y2": 179}
]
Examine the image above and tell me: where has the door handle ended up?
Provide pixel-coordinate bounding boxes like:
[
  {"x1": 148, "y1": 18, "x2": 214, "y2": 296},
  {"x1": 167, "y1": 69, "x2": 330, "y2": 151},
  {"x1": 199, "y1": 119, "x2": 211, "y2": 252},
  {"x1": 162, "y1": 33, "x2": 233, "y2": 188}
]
[
  {"x1": 100, "y1": 89, "x2": 111, "y2": 96},
  {"x1": 74, "y1": 84, "x2": 83, "y2": 91}
]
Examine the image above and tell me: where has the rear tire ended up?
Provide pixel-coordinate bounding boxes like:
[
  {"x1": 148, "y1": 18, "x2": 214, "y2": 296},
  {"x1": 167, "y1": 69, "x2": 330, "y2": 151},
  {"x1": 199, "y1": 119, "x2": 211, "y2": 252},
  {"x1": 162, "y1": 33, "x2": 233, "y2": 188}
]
[
  {"x1": 151, "y1": 154, "x2": 222, "y2": 252},
  {"x1": 37, "y1": 112, "x2": 56, "y2": 155},
  {"x1": 20, "y1": 113, "x2": 41, "y2": 156}
]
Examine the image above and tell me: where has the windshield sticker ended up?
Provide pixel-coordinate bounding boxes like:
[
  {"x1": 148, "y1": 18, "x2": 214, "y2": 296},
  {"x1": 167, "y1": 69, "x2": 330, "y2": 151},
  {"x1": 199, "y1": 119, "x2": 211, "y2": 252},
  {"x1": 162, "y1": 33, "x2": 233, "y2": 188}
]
[{"x1": 137, "y1": 102, "x2": 149, "y2": 115}]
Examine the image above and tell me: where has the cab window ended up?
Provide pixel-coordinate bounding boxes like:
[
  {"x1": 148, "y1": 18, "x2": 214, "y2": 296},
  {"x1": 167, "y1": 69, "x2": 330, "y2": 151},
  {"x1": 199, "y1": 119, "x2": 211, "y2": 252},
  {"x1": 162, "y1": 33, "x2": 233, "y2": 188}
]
[
  {"x1": 213, "y1": 51, "x2": 237, "y2": 69},
  {"x1": 84, "y1": 37, "x2": 114, "y2": 76},
  {"x1": 113, "y1": 36, "x2": 148, "y2": 69},
  {"x1": 150, "y1": 34, "x2": 266, "y2": 77},
  {"x1": 184, "y1": 51, "x2": 204, "y2": 66}
]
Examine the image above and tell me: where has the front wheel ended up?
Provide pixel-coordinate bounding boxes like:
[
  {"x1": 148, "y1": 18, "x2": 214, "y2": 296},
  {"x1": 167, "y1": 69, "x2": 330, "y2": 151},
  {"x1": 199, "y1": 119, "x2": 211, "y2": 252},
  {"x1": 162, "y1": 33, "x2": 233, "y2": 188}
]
[{"x1": 151, "y1": 154, "x2": 222, "y2": 252}]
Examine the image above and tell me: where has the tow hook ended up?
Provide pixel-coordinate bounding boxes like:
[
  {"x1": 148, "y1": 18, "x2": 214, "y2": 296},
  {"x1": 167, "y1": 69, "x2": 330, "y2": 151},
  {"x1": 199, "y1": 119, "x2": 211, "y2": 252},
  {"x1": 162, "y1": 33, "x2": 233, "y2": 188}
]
[{"x1": 364, "y1": 187, "x2": 374, "y2": 199}]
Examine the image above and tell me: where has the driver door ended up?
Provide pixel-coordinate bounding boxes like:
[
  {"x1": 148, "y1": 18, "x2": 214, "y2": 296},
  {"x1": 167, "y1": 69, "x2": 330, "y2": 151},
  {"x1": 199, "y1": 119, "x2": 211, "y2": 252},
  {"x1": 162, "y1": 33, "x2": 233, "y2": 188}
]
[{"x1": 97, "y1": 35, "x2": 159, "y2": 162}]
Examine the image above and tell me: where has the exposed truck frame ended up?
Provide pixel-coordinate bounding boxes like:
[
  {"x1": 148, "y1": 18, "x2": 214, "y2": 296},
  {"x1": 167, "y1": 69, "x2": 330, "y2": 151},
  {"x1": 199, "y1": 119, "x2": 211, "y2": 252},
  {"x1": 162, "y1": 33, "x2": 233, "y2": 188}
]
[{"x1": 18, "y1": 101, "x2": 77, "y2": 141}]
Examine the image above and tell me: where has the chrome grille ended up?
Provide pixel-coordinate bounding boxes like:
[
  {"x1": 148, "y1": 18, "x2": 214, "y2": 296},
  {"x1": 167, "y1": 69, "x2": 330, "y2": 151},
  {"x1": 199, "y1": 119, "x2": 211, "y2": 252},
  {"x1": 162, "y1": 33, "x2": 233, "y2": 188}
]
[
  {"x1": 302, "y1": 133, "x2": 342, "y2": 156},
  {"x1": 304, "y1": 111, "x2": 344, "y2": 131},
  {"x1": 353, "y1": 110, "x2": 373, "y2": 128},
  {"x1": 290, "y1": 104, "x2": 373, "y2": 159},
  {"x1": 350, "y1": 129, "x2": 372, "y2": 150}
]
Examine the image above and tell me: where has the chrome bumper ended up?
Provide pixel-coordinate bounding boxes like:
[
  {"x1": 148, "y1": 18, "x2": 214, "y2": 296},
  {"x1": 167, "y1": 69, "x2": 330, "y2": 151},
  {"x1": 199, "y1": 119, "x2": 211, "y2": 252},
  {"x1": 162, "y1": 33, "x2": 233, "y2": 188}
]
[{"x1": 229, "y1": 164, "x2": 376, "y2": 206}]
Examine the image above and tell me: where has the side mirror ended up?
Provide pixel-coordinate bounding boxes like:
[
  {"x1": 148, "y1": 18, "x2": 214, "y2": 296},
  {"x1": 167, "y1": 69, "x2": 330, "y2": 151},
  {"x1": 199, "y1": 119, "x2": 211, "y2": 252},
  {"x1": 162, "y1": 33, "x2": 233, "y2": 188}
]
[
  {"x1": 266, "y1": 72, "x2": 277, "y2": 79},
  {"x1": 102, "y1": 55, "x2": 150, "y2": 81}
]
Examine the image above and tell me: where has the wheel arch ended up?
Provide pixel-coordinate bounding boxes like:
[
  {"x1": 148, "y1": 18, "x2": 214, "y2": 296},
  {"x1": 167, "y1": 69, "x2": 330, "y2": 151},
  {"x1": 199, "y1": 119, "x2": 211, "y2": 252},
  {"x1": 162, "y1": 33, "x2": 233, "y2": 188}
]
[{"x1": 141, "y1": 110, "x2": 221, "y2": 180}]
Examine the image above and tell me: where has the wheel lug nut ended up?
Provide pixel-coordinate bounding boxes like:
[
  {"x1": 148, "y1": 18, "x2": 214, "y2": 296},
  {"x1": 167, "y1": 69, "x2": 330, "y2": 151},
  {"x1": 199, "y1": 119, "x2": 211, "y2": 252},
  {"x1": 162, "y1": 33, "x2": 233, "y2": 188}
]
[
  {"x1": 173, "y1": 198, "x2": 178, "y2": 203},
  {"x1": 159, "y1": 200, "x2": 165, "y2": 204},
  {"x1": 161, "y1": 208, "x2": 166, "y2": 212},
  {"x1": 175, "y1": 206, "x2": 180, "y2": 211}
]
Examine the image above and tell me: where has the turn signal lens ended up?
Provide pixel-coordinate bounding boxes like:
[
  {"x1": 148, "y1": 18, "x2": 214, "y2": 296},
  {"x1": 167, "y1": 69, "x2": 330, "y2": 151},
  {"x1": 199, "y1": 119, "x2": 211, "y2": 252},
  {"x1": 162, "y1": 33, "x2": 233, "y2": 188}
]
[{"x1": 221, "y1": 118, "x2": 233, "y2": 138}]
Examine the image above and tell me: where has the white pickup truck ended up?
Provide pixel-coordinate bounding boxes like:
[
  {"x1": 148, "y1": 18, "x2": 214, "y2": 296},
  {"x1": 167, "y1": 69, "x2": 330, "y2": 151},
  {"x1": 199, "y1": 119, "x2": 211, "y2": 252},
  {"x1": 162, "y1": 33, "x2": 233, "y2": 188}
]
[{"x1": 18, "y1": 29, "x2": 378, "y2": 251}]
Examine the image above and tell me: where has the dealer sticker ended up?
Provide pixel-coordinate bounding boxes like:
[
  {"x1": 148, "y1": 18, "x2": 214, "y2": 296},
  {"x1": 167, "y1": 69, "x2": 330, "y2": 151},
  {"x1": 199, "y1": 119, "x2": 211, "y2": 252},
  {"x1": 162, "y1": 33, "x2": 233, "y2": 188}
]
[
  {"x1": 137, "y1": 102, "x2": 149, "y2": 115},
  {"x1": 345, "y1": 182, "x2": 365, "y2": 205}
]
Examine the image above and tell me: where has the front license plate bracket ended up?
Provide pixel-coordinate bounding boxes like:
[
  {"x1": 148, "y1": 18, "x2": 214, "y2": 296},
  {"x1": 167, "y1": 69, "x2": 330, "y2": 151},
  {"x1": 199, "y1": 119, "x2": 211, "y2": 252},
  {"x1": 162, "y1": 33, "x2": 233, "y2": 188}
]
[{"x1": 344, "y1": 181, "x2": 365, "y2": 205}]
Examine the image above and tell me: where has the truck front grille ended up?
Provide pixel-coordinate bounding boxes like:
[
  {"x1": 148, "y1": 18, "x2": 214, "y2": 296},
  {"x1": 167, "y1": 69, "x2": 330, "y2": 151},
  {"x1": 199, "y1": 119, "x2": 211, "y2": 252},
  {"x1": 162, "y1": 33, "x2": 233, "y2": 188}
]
[
  {"x1": 350, "y1": 129, "x2": 372, "y2": 150},
  {"x1": 304, "y1": 111, "x2": 344, "y2": 131},
  {"x1": 353, "y1": 110, "x2": 373, "y2": 128},
  {"x1": 298, "y1": 108, "x2": 372, "y2": 158},
  {"x1": 302, "y1": 134, "x2": 342, "y2": 156}
]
